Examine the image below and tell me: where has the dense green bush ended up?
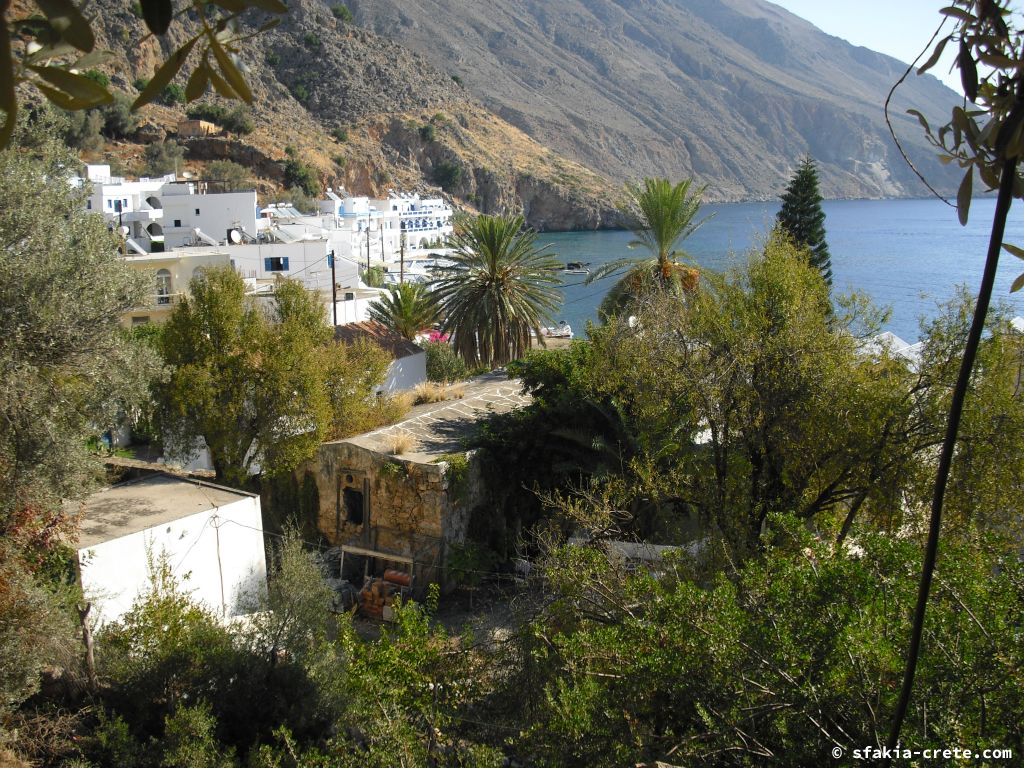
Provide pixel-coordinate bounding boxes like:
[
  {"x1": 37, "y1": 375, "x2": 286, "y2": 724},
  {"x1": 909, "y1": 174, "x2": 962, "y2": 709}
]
[
  {"x1": 419, "y1": 123, "x2": 435, "y2": 142},
  {"x1": 330, "y1": 3, "x2": 353, "y2": 22},
  {"x1": 424, "y1": 340, "x2": 467, "y2": 383},
  {"x1": 143, "y1": 140, "x2": 185, "y2": 176},
  {"x1": 433, "y1": 160, "x2": 461, "y2": 192}
]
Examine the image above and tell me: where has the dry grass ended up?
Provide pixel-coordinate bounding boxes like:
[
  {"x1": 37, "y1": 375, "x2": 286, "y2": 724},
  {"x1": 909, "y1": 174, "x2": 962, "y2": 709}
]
[
  {"x1": 448, "y1": 383, "x2": 467, "y2": 400},
  {"x1": 385, "y1": 431, "x2": 416, "y2": 455},
  {"x1": 413, "y1": 381, "x2": 449, "y2": 404}
]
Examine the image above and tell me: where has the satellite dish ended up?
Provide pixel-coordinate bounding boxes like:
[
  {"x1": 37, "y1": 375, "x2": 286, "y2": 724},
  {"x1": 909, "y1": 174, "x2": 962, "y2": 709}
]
[
  {"x1": 229, "y1": 229, "x2": 242, "y2": 244},
  {"x1": 182, "y1": 171, "x2": 193, "y2": 179}
]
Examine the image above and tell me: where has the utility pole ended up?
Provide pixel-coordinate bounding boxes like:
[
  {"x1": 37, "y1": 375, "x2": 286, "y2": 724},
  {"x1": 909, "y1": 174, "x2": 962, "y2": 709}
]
[
  {"x1": 400, "y1": 232, "x2": 405, "y2": 284},
  {"x1": 329, "y1": 249, "x2": 337, "y2": 326}
]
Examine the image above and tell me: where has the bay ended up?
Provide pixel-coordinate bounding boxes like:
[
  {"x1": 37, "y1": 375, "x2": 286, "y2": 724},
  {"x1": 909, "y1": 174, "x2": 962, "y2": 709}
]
[{"x1": 544, "y1": 198, "x2": 1024, "y2": 341}]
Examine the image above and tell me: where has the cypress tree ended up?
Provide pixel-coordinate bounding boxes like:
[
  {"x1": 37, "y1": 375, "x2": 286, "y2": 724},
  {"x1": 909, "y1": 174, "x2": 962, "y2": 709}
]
[{"x1": 777, "y1": 156, "x2": 832, "y2": 286}]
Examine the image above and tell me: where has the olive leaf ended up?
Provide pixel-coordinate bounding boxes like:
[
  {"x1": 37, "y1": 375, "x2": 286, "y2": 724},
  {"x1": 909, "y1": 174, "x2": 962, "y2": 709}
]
[
  {"x1": 185, "y1": 62, "x2": 211, "y2": 102},
  {"x1": 957, "y1": 166, "x2": 973, "y2": 226},
  {"x1": 133, "y1": 37, "x2": 199, "y2": 110},
  {"x1": 209, "y1": 36, "x2": 252, "y2": 102},
  {"x1": 35, "y1": 0, "x2": 95, "y2": 53},
  {"x1": 28, "y1": 65, "x2": 113, "y2": 108},
  {"x1": 140, "y1": 0, "x2": 174, "y2": 36}
]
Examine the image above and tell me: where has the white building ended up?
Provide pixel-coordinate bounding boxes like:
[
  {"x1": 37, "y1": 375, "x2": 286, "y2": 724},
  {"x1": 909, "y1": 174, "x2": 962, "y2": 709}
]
[
  {"x1": 334, "y1": 321, "x2": 427, "y2": 392},
  {"x1": 73, "y1": 473, "x2": 268, "y2": 626}
]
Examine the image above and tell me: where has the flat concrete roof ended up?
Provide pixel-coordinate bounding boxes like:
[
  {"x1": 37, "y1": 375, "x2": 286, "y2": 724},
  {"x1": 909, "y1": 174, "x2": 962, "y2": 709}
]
[
  {"x1": 342, "y1": 370, "x2": 531, "y2": 462},
  {"x1": 72, "y1": 473, "x2": 255, "y2": 549}
]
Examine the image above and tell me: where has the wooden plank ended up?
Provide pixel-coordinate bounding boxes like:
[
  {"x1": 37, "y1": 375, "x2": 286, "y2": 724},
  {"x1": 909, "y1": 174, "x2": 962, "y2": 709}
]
[{"x1": 340, "y1": 544, "x2": 414, "y2": 564}]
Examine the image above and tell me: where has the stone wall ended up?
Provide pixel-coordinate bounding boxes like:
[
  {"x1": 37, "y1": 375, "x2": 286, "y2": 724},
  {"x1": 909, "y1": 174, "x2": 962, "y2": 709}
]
[{"x1": 300, "y1": 440, "x2": 480, "y2": 590}]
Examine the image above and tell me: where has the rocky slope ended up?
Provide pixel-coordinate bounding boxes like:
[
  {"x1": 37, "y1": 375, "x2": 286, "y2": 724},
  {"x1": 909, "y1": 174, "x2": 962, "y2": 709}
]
[
  {"x1": 87, "y1": 0, "x2": 626, "y2": 230},
  {"x1": 347, "y1": 0, "x2": 964, "y2": 201}
]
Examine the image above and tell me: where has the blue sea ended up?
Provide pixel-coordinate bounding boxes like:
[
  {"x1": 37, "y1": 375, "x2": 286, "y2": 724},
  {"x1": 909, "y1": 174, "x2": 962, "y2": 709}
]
[{"x1": 545, "y1": 198, "x2": 1024, "y2": 342}]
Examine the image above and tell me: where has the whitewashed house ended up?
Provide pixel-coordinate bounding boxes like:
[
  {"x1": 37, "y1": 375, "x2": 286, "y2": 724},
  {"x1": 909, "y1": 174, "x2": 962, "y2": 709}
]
[
  {"x1": 334, "y1": 321, "x2": 427, "y2": 392},
  {"x1": 73, "y1": 473, "x2": 267, "y2": 626}
]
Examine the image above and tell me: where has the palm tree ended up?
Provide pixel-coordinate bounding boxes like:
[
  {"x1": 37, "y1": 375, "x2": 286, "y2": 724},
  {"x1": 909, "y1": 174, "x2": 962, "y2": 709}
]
[
  {"x1": 591, "y1": 177, "x2": 708, "y2": 317},
  {"x1": 430, "y1": 214, "x2": 562, "y2": 368},
  {"x1": 366, "y1": 282, "x2": 439, "y2": 340}
]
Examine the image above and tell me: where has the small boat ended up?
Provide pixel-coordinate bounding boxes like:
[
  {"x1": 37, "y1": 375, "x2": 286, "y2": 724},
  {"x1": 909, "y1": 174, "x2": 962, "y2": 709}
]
[
  {"x1": 540, "y1": 321, "x2": 573, "y2": 339},
  {"x1": 562, "y1": 261, "x2": 591, "y2": 275}
]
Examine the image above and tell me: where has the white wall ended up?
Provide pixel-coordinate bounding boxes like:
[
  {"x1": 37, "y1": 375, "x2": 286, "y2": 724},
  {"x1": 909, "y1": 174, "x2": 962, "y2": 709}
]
[
  {"x1": 162, "y1": 189, "x2": 258, "y2": 248},
  {"x1": 77, "y1": 496, "x2": 267, "y2": 626},
  {"x1": 381, "y1": 351, "x2": 427, "y2": 393}
]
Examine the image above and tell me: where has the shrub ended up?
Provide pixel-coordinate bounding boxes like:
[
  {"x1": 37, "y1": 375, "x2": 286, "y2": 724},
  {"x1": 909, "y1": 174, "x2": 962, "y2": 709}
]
[
  {"x1": 283, "y1": 153, "x2": 319, "y2": 197},
  {"x1": 419, "y1": 123, "x2": 436, "y2": 142},
  {"x1": 425, "y1": 340, "x2": 468, "y2": 383},
  {"x1": 64, "y1": 109, "x2": 105, "y2": 152},
  {"x1": 100, "y1": 93, "x2": 139, "y2": 138},
  {"x1": 222, "y1": 105, "x2": 254, "y2": 135},
  {"x1": 331, "y1": 127, "x2": 348, "y2": 143},
  {"x1": 143, "y1": 139, "x2": 185, "y2": 176},
  {"x1": 330, "y1": 4, "x2": 353, "y2": 22},
  {"x1": 292, "y1": 83, "x2": 310, "y2": 103},
  {"x1": 433, "y1": 160, "x2": 461, "y2": 192},
  {"x1": 84, "y1": 69, "x2": 109, "y2": 88},
  {"x1": 160, "y1": 83, "x2": 185, "y2": 105},
  {"x1": 302, "y1": 32, "x2": 321, "y2": 49},
  {"x1": 265, "y1": 51, "x2": 280, "y2": 66},
  {"x1": 451, "y1": 74, "x2": 463, "y2": 86},
  {"x1": 206, "y1": 160, "x2": 250, "y2": 191}
]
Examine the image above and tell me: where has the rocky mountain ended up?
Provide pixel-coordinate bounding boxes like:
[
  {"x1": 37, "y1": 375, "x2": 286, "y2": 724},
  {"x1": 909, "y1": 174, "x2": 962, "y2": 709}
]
[
  {"x1": 346, "y1": 0, "x2": 964, "y2": 201},
  {"x1": 86, "y1": 0, "x2": 627, "y2": 230}
]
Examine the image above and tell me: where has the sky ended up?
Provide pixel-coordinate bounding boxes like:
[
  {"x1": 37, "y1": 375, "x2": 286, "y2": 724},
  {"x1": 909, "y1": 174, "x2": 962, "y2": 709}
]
[{"x1": 768, "y1": 0, "x2": 969, "y2": 91}]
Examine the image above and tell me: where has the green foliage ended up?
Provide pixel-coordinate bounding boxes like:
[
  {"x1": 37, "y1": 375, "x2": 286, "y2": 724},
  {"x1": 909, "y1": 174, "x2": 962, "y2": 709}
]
[
  {"x1": 0, "y1": 113, "x2": 154, "y2": 542},
  {"x1": 265, "y1": 51, "x2": 280, "y2": 66},
  {"x1": 330, "y1": 126, "x2": 348, "y2": 143},
  {"x1": 361, "y1": 264, "x2": 386, "y2": 288},
  {"x1": 513, "y1": 522, "x2": 1024, "y2": 766},
  {"x1": 143, "y1": 139, "x2": 185, "y2": 176},
  {"x1": 433, "y1": 160, "x2": 462, "y2": 192},
  {"x1": 302, "y1": 32, "x2": 321, "y2": 49},
  {"x1": 777, "y1": 156, "x2": 832, "y2": 285},
  {"x1": 431, "y1": 214, "x2": 563, "y2": 368},
  {"x1": 205, "y1": 159, "x2": 250, "y2": 191},
  {"x1": 418, "y1": 123, "x2": 436, "y2": 142},
  {"x1": 160, "y1": 83, "x2": 186, "y2": 106},
  {"x1": 265, "y1": 186, "x2": 316, "y2": 215},
  {"x1": 291, "y1": 82, "x2": 310, "y2": 104},
  {"x1": 424, "y1": 340, "x2": 468, "y2": 383},
  {"x1": 330, "y1": 3, "x2": 353, "y2": 22},
  {"x1": 64, "y1": 108, "x2": 105, "y2": 152},
  {"x1": 184, "y1": 103, "x2": 254, "y2": 135},
  {"x1": 283, "y1": 152, "x2": 319, "y2": 197},
  {"x1": 99, "y1": 93, "x2": 139, "y2": 138},
  {"x1": 159, "y1": 269, "x2": 348, "y2": 486},
  {"x1": 593, "y1": 177, "x2": 707, "y2": 315},
  {"x1": 450, "y1": 73, "x2": 463, "y2": 86},
  {"x1": 83, "y1": 69, "x2": 109, "y2": 88},
  {"x1": 367, "y1": 282, "x2": 439, "y2": 340}
]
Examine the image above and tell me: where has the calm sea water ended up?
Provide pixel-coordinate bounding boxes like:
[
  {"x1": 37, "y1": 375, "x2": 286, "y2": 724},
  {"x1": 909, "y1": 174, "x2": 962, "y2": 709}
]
[{"x1": 544, "y1": 198, "x2": 1024, "y2": 341}]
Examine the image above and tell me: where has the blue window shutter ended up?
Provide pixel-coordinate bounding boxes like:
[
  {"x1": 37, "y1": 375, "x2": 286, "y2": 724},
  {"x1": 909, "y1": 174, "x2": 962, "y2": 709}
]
[
  {"x1": 282, "y1": 257, "x2": 290, "y2": 271},
  {"x1": 264, "y1": 257, "x2": 272, "y2": 271},
  {"x1": 327, "y1": 253, "x2": 334, "y2": 267}
]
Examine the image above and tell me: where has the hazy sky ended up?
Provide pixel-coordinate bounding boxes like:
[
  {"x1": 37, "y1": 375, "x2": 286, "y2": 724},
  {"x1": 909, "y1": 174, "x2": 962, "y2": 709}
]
[{"x1": 768, "y1": 0, "x2": 965, "y2": 91}]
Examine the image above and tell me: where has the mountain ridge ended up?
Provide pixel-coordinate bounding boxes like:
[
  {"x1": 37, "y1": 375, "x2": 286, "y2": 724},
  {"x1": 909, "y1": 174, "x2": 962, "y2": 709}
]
[{"x1": 346, "y1": 0, "x2": 963, "y2": 201}]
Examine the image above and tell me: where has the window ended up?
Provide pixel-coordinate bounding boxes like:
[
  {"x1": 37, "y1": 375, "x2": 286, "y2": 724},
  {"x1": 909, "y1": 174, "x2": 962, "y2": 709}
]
[
  {"x1": 173, "y1": 219, "x2": 181, "y2": 227},
  {"x1": 195, "y1": 208, "x2": 200, "y2": 215},
  {"x1": 264, "y1": 256, "x2": 290, "y2": 272},
  {"x1": 155, "y1": 269, "x2": 172, "y2": 305},
  {"x1": 106, "y1": 200, "x2": 112, "y2": 209},
  {"x1": 132, "y1": 316, "x2": 150, "y2": 325},
  {"x1": 86, "y1": 200, "x2": 92, "y2": 209}
]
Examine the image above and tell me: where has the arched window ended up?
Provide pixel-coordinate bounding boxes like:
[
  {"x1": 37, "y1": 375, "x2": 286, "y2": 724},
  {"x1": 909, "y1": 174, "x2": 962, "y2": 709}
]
[
  {"x1": 146, "y1": 222, "x2": 163, "y2": 236},
  {"x1": 145, "y1": 195, "x2": 162, "y2": 210},
  {"x1": 155, "y1": 269, "x2": 172, "y2": 305}
]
